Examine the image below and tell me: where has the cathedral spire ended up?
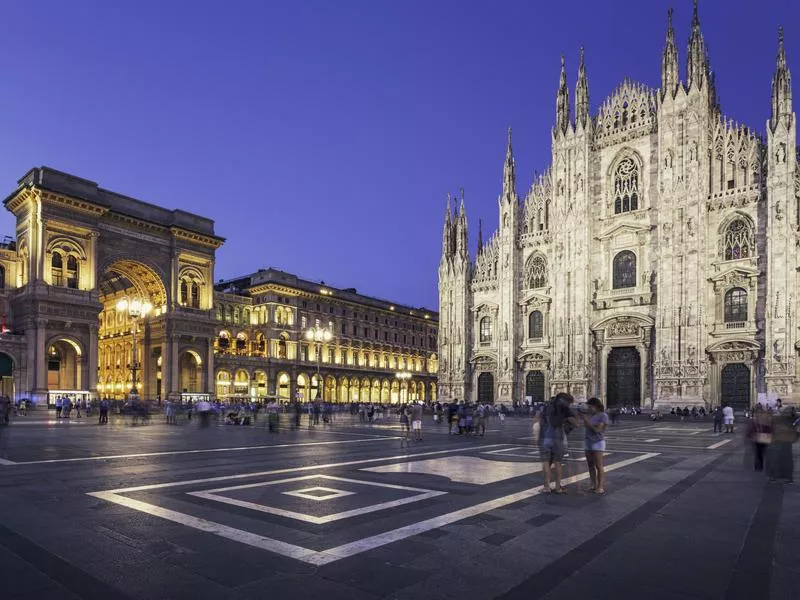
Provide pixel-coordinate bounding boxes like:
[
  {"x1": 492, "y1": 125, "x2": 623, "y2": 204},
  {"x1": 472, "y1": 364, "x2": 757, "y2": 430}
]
[
  {"x1": 456, "y1": 189, "x2": 468, "y2": 260},
  {"x1": 770, "y1": 26, "x2": 793, "y2": 131},
  {"x1": 575, "y1": 47, "x2": 589, "y2": 130},
  {"x1": 502, "y1": 127, "x2": 516, "y2": 200},
  {"x1": 477, "y1": 218, "x2": 483, "y2": 255},
  {"x1": 661, "y1": 8, "x2": 679, "y2": 99},
  {"x1": 686, "y1": 0, "x2": 709, "y2": 91},
  {"x1": 442, "y1": 192, "x2": 453, "y2": 258},
  {"x1": 555, "y1": 55, "x2": 570, "y2": 134}
]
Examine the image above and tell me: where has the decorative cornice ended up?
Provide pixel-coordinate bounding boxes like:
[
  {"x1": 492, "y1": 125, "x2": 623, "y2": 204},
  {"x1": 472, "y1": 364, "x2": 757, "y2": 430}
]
[{"x1": 170, "y1": 226, "x2": 225, "y2": 249}]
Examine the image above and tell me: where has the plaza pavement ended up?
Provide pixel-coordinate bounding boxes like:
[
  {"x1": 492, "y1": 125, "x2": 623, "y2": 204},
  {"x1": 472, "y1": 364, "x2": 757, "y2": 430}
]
[{"x1": 0, "y1": 410, "x2": 797, "y2": 600}]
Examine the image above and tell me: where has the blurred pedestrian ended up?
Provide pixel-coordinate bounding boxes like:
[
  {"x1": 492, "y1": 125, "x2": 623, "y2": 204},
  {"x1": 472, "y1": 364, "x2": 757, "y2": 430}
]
[
  {"x1": 722, "y1": 404, "x2": 735, "y2": 433},
  {"x1": 746, "y1": 405, "x2": 772, "y2": 471},
  {"x1": 766, "y1": 408, "x2": 798, "y2": 483}
]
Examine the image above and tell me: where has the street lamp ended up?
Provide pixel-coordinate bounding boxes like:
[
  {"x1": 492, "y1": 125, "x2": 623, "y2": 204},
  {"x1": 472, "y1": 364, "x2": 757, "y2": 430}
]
[
  {"x1": 116, "y1": 297, "x2": 153, "y2": 397},
  {"x1": 305, "y1": 325, "x2": 332, "y2": 400},
  {"x1": 396, "y1": 370, "x2": 412, "y2": 403}
]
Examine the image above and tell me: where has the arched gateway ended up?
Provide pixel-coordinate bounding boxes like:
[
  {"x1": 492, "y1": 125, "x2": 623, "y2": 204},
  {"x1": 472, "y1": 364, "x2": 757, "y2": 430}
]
[{"x1": 3, "y1": 167, "x2": 223, "y2": 405}]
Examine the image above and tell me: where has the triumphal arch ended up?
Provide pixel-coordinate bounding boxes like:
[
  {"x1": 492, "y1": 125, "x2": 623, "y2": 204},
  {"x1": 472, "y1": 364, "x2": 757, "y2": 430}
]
[{"x1": 1, "y1": 167, "x2": 223, "y2": 405}]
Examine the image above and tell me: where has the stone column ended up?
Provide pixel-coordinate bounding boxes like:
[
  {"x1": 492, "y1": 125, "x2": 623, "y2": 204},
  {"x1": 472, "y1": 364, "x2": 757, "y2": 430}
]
[
  {"x1": 33, "y1": 319, "x2": 48, "y2": 405},
  {"x1": 88, "y1": 324, "x2": 98, "y2": 399},
  {"x1": 205, "y1": 338, "x2": 215, "y2": 396},
  {"x1": 635, "y1": 342, "x2": 648, "y2": 407},
  {"x1": 169, "y1": 337, "x2": 179, "y2": 400}
]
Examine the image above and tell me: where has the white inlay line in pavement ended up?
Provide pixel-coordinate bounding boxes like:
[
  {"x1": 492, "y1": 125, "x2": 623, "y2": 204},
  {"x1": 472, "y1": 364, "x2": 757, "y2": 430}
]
[
  {"x1": 92, "y1": 444, "x2": 508, "y2": 494},
  {"x1": 706, "y1": 438, "x2": 733, "y2": 449},
  {"x1": 190, "y1": 474, "x2": 446, "y2": 524},
  {"x1": 1, "y1": 436, "x2": 403, "y2": 466},
  {"x1": 88, "y1": 451, "x2": 659, "y2": 565},
  {"x1": 0, "y1": 458, "x2": 16, "y2": 465}
]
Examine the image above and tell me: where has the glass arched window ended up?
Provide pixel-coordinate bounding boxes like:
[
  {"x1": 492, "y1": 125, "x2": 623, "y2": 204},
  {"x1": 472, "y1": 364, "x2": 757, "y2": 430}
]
[
  {"x1": 233, "y1": 306, "x2": 241, "y2": 324},
  {"x1": 215, "y1": 304, "x2": 223, "y2": 321},
  {"x1": 217, "y1": 331, "x2": 230, "y2": 351},
  {"x1": 66, "y1": 255, "x2": 79, "y2": 289},
  {"x1": 613, "y1": 158, "x2": 640, "y2": 214},
  {"x1": 612, "y1": 251, "x2": 637, "y2": 289},
  {"x1": 529, "y1": 311, "x2": 543, "y2": 339},
  {"x1": 724, "y1": 288, "x2": 748, "y2": 323},
  {"x1": 51, "y1": 253, "x2": 64, "y2": 286},
  {"x1": 525, "y1": 255, "x2": 547, "y2": 289},
  {"x1": 479, "y1": 317, "x2": 493, "y2": 343},
  {"x1": 190, "y1": 282, "x2": 200, "y2": 308},
  {"x1": 723, "y1": 219, "x2": 754, "y2": 261},
  {"x1": 180, "y1": 280, "x2": 188, "y2": 305}
]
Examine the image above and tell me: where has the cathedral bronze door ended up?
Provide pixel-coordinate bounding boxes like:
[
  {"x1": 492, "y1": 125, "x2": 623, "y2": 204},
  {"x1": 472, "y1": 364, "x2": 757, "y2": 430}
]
[
  {"x1": 606, "y1": 347, "x2": 641, "y2": 407},
  {"x1": 477, "y1": 372, "x2": 494, "y2": 404},
  {"x1": 721, "y1": 363, "x2": 750, "y2": 411},
  {"x1": 525, "y1": 371, "x2": 545, "y2": 403}
]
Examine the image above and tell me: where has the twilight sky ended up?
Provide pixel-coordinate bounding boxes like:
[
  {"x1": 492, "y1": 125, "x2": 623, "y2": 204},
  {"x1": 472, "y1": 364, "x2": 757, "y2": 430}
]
[{"x1": 1, "y1": 0, "x2": 797, "y2": 310}]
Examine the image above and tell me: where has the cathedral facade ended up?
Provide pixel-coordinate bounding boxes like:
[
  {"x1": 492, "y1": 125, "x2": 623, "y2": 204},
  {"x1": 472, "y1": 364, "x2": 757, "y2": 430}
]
[{"x1": 438, "y1": 5, "x2": 799, "y2": 410}]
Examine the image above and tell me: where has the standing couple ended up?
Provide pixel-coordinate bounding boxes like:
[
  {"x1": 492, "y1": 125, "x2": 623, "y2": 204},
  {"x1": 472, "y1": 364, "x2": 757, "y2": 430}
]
[{"x1": 535, "y1": 393, "x2": 609, "y2": 495}]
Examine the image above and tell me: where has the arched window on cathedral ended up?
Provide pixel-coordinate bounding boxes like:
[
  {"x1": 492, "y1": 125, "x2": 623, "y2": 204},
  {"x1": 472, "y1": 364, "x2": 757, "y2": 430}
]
[
  {"x1": 613, "y1": 158, "x2": 639, "y2": 214},
  {"x1": 66, "y1": 255, "x2": 79, "y2": 289},
  {"x1": 51, "y1": 252, "x2": 64, "y2": 286},
  {"x1": 180, "y1": 280, "x2": 188, "y2": 306},
  {"x1": 723, "y1": 218, "x2": 754, "y2": 260},
  {"x1": 612, "y1": 251, "x2": 637, "y2": 289},
  {"x1": 524, "y1": 255, "x2": 547, "y2": 289},
  {"x1": 528, "y1": 311, "x2": 543, "y2": 339},
  {"x1": 479, "y1": 317, "x2": 493, "y2": 343},
  {"x1": 724, "y1": 288, "x2": 748, "y2": 323}
]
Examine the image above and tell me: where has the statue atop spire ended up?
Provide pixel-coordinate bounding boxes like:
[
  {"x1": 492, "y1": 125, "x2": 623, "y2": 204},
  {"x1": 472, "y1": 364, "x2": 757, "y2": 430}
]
[
  {"x1": 502, "y1": 127, "x2": 516, "y2": 200},
  {"x1": 770, "y1": 26, "x2": 793, "y2": 131},
  {"x1": 556, "y1": 54, "x2": 570, "y2": 134},
  {"x1": 575, "y1": 47, "x2": 590, "y2": 129},
  {"x1": 686, "y1": 0, "x2": 709, "y2": 91},
  {"x1": 661, "y1": 7, "x2": 679, "y2": 99},
  {"x1": 456, "y1": 189, "x2": 468, "y2": 260}
]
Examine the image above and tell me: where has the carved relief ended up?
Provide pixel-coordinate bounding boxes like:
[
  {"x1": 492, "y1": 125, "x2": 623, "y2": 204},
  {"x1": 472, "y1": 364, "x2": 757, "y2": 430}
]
[{"x1": 609, "y1": 318, "x2": 639, "y2": 338}]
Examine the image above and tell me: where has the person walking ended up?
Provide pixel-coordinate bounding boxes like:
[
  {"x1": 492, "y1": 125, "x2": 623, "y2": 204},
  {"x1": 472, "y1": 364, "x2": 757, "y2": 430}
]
[
  {"x1": 410, "y1": 401, "x2": 423, "y2": 442},
  {"x1": 713, "y1": 405, "x2": 724, "y2": 433},
  {"x1": 582, "y1": 397, "x2": 610, "y2": 494},
  {"x1": 99, "y1": 398, "x2": 109, "y2": 424},
  {"x1": 766, "y1": 408, "x2": 798, "y2": 483},
  {"x1": 399, "y1": 404, "x2": 410, "y2": 448},
  {"x1": 722, "y1": 403, "x2": 735, "y2": 433},
  {"x1": 540, "y1": 393, "x2": 576, "y2": 494},
  {"x1": 55, "y1": 396, "x2": 62, "y2": 419},
  {"x1": 746, "y1": 405, "x2": 772, "y2": 471}
]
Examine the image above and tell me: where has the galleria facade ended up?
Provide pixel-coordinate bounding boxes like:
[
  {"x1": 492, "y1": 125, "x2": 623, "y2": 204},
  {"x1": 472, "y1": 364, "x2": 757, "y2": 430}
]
[
  {"x1": 438, "y1": 6, "x2": 799, "y2": 410},
  {"x1": 0, "y1": 168, "x2": 438, "y2": 406}
]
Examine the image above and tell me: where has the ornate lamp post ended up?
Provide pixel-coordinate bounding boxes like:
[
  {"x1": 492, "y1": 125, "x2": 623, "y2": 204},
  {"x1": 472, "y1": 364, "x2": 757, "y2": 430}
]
[
  {"x1": 116, "y1": 297, "x2": 153, "y2": 397},
  {"x1": 305, "y1": 325, "x2": 332, "y2": 400},
  {"x1": 396, "y1": 370, "x2": 412, "y2": 403}
]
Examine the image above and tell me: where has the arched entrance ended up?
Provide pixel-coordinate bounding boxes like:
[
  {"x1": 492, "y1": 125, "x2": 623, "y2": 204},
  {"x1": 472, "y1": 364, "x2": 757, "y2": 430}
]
[
  {"x1": 216, "y1": 370, "x2": 231, "y2": 398},
  {"x1": 477, "y1": 372, "x2": 494, "y2": 404},
  {"x1": 46, "y1": 339, "x2": 82, "y2": 392},
  {"x1": 179, "y1": 351, "x2": 202, "y2": 394},
  {"x1": 721, "y1": 363, "x2": 750, "y2": 411},
  {"x1": 607, "y1": 347, "x2": 641, "y2": 407},
  {"x1": 525, "y1": 370, "x2": 545, "y2": 403},
  {"x1": 97, "y1": 259, "x2": 168, "y2": 400},
  {"x1": 0, "y1": 352, "x2": 14, "y2": 398},
  {"x1": 278, "y1": 372, "x2": 291, "y2": 400}
]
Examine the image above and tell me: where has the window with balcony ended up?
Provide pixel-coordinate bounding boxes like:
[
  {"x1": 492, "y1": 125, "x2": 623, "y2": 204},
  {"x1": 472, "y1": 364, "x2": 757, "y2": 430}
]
[
  {"x1": 724, "y1": 287, "x2": 748, "y2": 324},
  {"x1": 480, "y1": 317, "x2": 493, "y2": 343},
  {"x1": 529, "y1": 310, "x2": 543, "y2": 339},
  {"x1": 612, "y1": 251, "x2": 637, "y2": 289}
]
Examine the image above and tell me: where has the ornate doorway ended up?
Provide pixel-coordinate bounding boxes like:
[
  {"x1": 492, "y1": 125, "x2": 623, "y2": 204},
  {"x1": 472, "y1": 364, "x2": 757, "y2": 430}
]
[
  {"x1": 607, "y1": 346, "x2": 641, "y2": 407},
  {"x1": 721, "y1": 363, "x2": 750, "y2": 411},
  {"x1": 477, "y1": 372, "x2": 494, "y2": 404},
  {"x1": 525, "y1": 371, "x2": 545, "y2": 403}
]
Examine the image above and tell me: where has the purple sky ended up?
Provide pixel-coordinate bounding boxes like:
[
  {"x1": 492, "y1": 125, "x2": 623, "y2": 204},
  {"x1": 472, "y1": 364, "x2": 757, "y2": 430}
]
[{"x1": 1, "y1": 1, "x2": 797, "y2": 310}]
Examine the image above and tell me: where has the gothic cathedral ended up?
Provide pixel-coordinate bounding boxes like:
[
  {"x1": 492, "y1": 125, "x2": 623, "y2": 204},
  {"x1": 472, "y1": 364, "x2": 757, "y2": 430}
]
[{"x1": 437, "y1": 4, "x2": 798, "y2": 411}]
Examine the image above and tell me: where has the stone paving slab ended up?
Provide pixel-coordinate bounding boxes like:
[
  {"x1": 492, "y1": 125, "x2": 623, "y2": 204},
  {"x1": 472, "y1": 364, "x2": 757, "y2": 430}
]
[{"x1": 0, "y1": 418, "x2": 797, "y2": 599}]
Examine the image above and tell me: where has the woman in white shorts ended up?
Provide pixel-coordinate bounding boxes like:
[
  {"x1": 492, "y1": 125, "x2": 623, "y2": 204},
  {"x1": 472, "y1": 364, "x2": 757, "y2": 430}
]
[{"x1": 582, "y1": 397, "x2": 610, "y2": 494}]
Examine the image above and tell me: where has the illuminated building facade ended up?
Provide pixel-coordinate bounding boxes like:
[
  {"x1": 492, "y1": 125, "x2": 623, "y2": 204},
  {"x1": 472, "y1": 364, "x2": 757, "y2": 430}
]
[
  {"x1": 439, "y1": 7, "x2": 798, "y2": 410},
  {"x1": 0, "y1": 167, "x2": 437, "y2": 404},
  {"x1": 212, "y1": 269, "x2": 438, "y2": 403}
]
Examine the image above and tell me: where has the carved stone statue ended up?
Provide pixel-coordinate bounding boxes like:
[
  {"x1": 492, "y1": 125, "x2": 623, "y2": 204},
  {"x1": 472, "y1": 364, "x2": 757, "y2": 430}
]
[
  {"x1": 504, "y1": 357, "x2": 509, "y2": 371},
  {"x1": 660, "y1": 347, "x2": 670, "y2": 364},
  {"x1": 687, "y1": 217, "x2": 695, "y2": 237},
  {"x1": 687, "y1": 345, "x2": 696, "y2": 363},
  {"x1": 503, "y1": 322, "x2": 508, "y2": 340},
  {"x1": 576, "y1": 351, "x2": 584, "y2": 365}
]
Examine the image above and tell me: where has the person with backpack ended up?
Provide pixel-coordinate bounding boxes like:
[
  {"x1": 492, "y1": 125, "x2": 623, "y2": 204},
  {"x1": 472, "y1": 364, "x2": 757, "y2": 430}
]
[{"x1": 540, "y1": 392, "x2": 577, "y2": 494}]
